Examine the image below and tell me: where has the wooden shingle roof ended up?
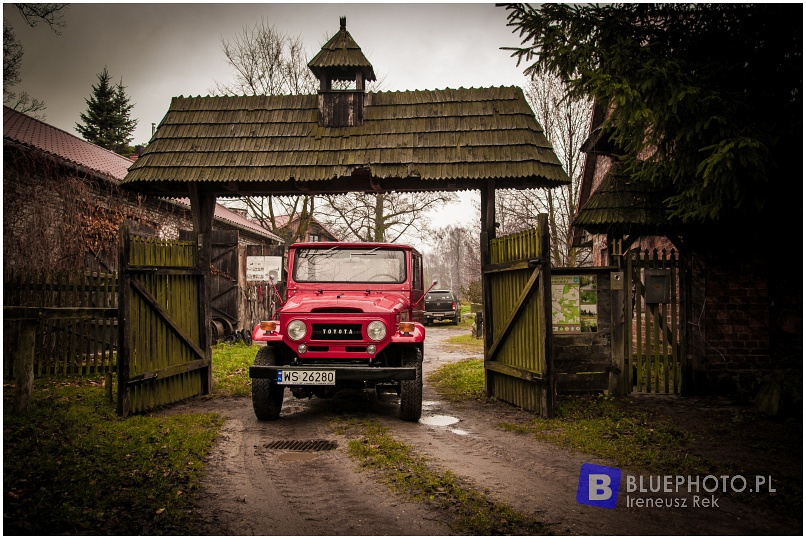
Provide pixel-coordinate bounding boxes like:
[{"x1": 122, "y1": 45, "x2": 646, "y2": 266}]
[
  {"x1": 123, "y1": 86, "x2": 569, "y2": 196},
  {"x1": 308, "y1": 16, "x2": 376, "y2": 83},
  {"x1": 572, "y1": 166, "x2": 670, "y2": 235}
]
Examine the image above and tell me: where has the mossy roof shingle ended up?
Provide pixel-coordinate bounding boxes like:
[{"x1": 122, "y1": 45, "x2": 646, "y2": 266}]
[
  {"x1": 123, "y1": 86, "x2": 569, "y2": 195},
  {"x1": 572, "y1": 166, "x2": 671, "y2": 235}
]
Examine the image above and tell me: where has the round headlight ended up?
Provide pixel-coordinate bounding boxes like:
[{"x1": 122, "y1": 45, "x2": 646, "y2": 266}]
[
  {"x1": 286, "y1": 319, "x2": 307, "y2": 341},
  {"x1": 367, "y1": 320, "x2": 387, "y2": 341}
]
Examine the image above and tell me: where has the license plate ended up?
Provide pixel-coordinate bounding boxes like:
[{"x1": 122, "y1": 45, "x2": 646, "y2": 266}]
[{"x1": 277, "y1": 369, "x2": 335, "y2": 385}]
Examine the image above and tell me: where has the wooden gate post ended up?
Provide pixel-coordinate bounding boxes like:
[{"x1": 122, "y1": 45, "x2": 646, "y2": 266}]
[
  {"x1": 189, "y1": 183, "x2": 216, "y2": 394},
  {"x1": 480, "y1": 179, "x2": 496, "y2": 397},
  {"x1": 117, "y1": 222, "x2": 132, "y2": 416},
  {"x1": 12, "y1": 320, "x2": 37, "y2": 413},
  {"x1": 537, "y1": 214, "x2": 555, "y2": 417}
]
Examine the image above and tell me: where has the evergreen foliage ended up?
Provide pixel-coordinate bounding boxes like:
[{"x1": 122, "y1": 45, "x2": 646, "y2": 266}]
[
  {"x1": 503, "y1": 4, "x2": 802, "y2": 225},
  {"x1": 76, "y1": 67, "x2": 138, "y2": 155}
]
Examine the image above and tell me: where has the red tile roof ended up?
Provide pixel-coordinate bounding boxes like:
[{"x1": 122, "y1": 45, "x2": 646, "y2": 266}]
[
  {"x1": 3, "y1": 105, "x2": 134, "y2": 181},
  {"x1": 174, "y1": 198, "x2": 282, "y2": 241}
]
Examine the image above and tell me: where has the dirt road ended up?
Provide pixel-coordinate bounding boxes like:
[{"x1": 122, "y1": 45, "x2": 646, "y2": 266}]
[{"x1": 178, "y1": 326, "x2": 797, "y2": 535}]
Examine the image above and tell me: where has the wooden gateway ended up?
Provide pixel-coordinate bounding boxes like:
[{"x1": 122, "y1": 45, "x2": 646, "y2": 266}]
[{"x1": 120, "y1": 17, "x2": 569, "y2": 415}]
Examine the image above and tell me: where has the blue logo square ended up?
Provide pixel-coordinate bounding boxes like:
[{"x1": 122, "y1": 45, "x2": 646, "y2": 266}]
[{"x1": 577, "y1": 463, "x2": 621, "y2": 509}]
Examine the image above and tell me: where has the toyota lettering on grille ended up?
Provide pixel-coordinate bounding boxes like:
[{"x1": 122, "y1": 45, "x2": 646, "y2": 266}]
[{"x1": 312, "y1": 324, "x2": 363, "y2": 340}]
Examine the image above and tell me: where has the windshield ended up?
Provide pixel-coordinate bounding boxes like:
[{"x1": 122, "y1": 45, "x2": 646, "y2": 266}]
[{"x1": 293, "y1": 248, "x2": 407, "y2": 284}]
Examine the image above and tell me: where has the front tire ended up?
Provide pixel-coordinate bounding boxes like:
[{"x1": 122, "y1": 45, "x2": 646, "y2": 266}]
[
  {"x1": 252, "y1": 346, "x2": 284, "y2": 421},
  {"x1": 399, "y1": 347, "x2": 423, "y2": 421}
]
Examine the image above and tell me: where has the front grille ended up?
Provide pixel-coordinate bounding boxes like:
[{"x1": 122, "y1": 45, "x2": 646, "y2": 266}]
[{"x1": 311, "y1": 323, "x2": 362, "y2": 340}]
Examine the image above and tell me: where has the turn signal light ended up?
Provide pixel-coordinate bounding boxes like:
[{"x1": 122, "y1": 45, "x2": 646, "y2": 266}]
[
  {"x1": 398, "y1": 322, "x2": 415, "y2": 335},
  {"x1": 260, "y1": 321, "x2": 277, "y2": 333}
]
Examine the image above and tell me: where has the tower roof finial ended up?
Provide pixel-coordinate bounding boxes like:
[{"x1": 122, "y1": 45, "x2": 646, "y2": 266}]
[{"x1": 340, "y1": 16, "x2": 346, "y2": 29}]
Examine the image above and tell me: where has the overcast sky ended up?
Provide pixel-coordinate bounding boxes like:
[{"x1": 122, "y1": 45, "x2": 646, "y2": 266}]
[{"x1": 5, "y1": 2, "x2": 538, "y2": 237}]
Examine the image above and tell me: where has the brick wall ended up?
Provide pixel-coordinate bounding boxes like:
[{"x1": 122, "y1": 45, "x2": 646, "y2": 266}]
[{"x1": 687, "y1": 249, "x2": 801, "y2": 398}]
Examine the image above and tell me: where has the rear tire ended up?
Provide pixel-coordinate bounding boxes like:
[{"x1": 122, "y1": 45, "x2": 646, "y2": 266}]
[
  {"x1": 252, "y1": 346, "x2": 284, "y2": 421},
  {"x1": 399, "y1": 347, "x2": 423, "y2": 421}
]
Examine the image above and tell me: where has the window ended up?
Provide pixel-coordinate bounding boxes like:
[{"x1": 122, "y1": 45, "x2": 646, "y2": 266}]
[
  {"x1": 412, "y1": 253, "x2": 422, "y2": 291},
  {"x1": 308, "y1": 233, "x2": 321, "y2": 242},
  {"x1": 294, "y1": 247, "x2": 406, "y2": 283}
]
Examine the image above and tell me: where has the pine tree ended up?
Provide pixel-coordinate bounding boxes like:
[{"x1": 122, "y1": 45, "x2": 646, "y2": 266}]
[{"x1": 76, "y1": 67, "x2": 138, "y2": 155}]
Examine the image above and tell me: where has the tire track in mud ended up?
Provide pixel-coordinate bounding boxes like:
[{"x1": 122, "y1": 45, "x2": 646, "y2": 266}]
[
  {"x1": 187, "y1": 396, "x2": 453, "y2": 536},
  {"x1": 184, "y1": 327, "x2": 794, "y2": 536}
]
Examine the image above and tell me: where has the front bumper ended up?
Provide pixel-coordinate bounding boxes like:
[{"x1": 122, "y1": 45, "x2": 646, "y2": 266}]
[
  {"x1": 249, "y1": 365, "x2": 416, "y2": 382},
  {"x1": 425, "y1": 311, "x2": 457, "y2": 319}
]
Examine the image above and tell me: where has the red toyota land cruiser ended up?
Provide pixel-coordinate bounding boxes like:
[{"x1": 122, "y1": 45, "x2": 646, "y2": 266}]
[{"x1": 249, "y1": 242, "x2": 430, "y2": 422}]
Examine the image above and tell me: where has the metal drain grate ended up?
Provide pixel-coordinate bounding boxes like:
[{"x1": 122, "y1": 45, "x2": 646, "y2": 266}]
[{"x1": 263, "y1": 440, "x2": 338, "y2": 452}]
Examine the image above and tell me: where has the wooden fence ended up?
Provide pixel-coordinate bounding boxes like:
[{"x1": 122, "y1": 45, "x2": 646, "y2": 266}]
[
  {"x1": 4, "y1": 269, "x2": 119, "y2": 377},
  {"x1": 626, "y1": 249, "x2": 682, "y2": 393}
]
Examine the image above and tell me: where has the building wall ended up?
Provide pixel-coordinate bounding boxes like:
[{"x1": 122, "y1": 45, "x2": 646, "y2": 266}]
[
  {"x1": 3, "y1": 148, "x2": 190, "y2": 271},
  {"x1": 687, "y1": 248, "x2": 801, "y2": 398},
  {"x1": 4, "y1": 146, "x2": 278, "y2": 272}
]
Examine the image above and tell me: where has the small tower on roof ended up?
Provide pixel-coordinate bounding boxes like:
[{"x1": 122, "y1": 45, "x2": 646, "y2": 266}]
[{"x1": 308, "y1": 17, "x2": 376, "y2": 128}]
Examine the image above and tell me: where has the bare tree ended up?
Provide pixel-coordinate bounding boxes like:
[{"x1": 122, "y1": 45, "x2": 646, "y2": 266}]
[
  {"x1": 3, "y1": 3, "x2": 68, "y2": 116},
  {"x1": 497, "y1": 73, "x2": 591, "y2": 267},
  {"x1": 211, "y1": 18, "x2": 317, "y2": 97},
  {"x1": 237, "y1": 195, "x2": 315, "y2": 245},
  {"x1": 424, "y1": 224, "x2": 481, "y2": 303},
  {"x1": 213, "y1": 19, "x2": 318, "y2": 241},
  {"x1": 318, "y1": 192, "x2": 455, "y2": 244}
]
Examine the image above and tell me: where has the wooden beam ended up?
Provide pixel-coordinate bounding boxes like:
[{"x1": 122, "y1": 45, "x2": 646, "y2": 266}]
[
  {"x1": 126, "y1": 359, "x2": 209, "y2": 386},
  {"x1": 4, "y1": 306, "x2": 118, "y2": 320},
  {"x1": 117, "y1": 222, "x2": 132, "y2": 416},
  {"x1": 482, "y1": 258, "x2": 541, "y2": 275},
  {"x1": 538, "y1": 213, "x2": 555, "y2": 417},
  {"x1": 484, "y1": 359, "x2": 545, "y2": 383},
  {"x1": 13, "y1": 320, "x2": 36, "y2": 413},
  {"x1": 480, "y1": 178, "x2": 496, "y2": 397},
  {"x1": 188, "y1": 183, "x2": 216, "y2": 394}
]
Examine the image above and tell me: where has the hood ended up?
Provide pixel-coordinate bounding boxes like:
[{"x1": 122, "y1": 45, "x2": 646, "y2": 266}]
[{"x1": 281, "y1": 290, "x2": 408, "y2": 315}]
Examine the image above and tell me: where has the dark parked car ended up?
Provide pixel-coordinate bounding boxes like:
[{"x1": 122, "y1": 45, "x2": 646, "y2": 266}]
[{"x1": 424, "y1": 290, "x2": 461, "y2": 325}]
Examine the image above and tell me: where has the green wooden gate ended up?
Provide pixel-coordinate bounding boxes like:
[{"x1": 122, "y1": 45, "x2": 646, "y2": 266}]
[
  {"x1": 482, "y1": 216, "x2": 553, "y2": 417},
  {"x1": 626, "y1": 248, "x2": 683, "y2": 394},
  {"x1": 117, "y1": 224, "x2": 212, "y2": 416}
]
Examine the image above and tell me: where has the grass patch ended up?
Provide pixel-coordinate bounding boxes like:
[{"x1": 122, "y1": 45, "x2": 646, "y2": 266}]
[
  {"x1": 499, "y1": 395, "x2": 706, "y2": 475},
  {"x1": 427, "y1": 358, "x2": 485, "y2": 402},
  {"x1": 445, "y1": 331, "x2": 484, "y2": 354},
  {"x1": 341, "y1": 419, "x2": 551, "y2": 535},
  {"x1": 210, "y1": 342, "x2": 259, "y2": 397},
  {"x1": 3, "y1": 377, "x2": 223, "y2": 535}
]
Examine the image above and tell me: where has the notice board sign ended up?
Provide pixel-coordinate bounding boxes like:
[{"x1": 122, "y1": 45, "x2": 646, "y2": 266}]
[
  {"x1": 246, "y1": 256, "x2": 283, "y2": 282},
  {"x1": 551, "y1": 275, "x2": 598, "y2": 333}
]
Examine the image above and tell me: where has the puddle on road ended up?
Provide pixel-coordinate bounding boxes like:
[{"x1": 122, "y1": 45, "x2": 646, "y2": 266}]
[
  {"x1": 277, "y1": 452, "x2": 318, "y2": 462},
  {"x1": 449, "y1": 428, "x2": 469, "y2": 436},
  {"x1": 419, "y1": 414, "x2": 459, "y2": 427}
]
